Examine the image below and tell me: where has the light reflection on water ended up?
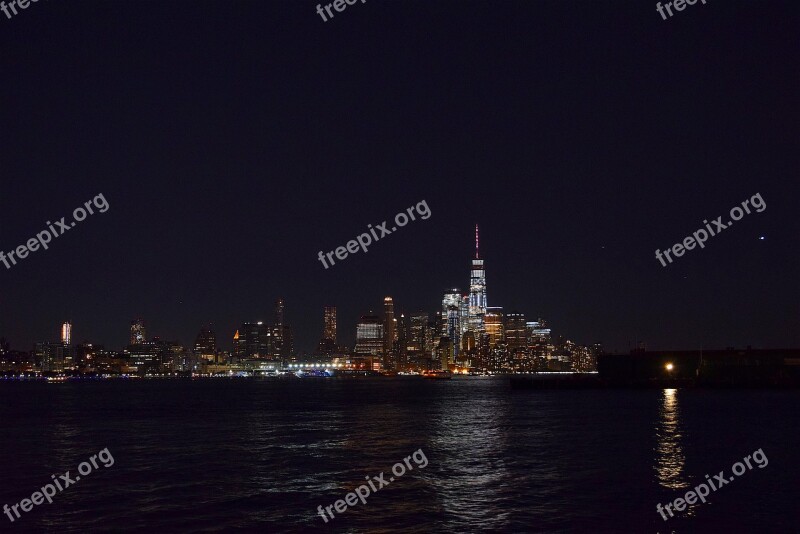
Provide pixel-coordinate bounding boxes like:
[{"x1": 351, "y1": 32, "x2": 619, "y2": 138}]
[
  {"x1": 655, "y1": 388, "x2": 687, "y2": 490},
  {"x1": 654, "y1": 388, "x2": 702, "y2": 517}
]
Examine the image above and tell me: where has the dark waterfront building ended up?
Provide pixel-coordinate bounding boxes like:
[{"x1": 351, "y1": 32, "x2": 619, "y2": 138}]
[
  {"x1": 235, "y1": 322, "x2": 273, "y2": 361},
  {"x1": 194, "y1": 324, "x2": 217, "y2": 363},
  {"x1": 126, "y1": 341, "x2": 161, "y2": 374},
  {"x1": 598, "y1": 348, "x2": 800, "y2": 387}
]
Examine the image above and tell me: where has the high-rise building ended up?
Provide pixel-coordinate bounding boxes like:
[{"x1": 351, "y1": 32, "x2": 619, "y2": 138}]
[
  {"x1": 272, "y1": 298, "x2": 292, "y2": 362},
  {"x1": 36, "y1": 341, "x2": 60, "y2": 372},
  {"x1": 354, "y1": 314, "x2": 384, "y2": 356},
  {"x1": 317, "y1": 306, "x2": 338, "y2": 356},
  {"x1": 505, "y1": 312, "x2": 527, "y2": 351},
  {"x1": 446, "y1": 305, "x2": 460, "y2": 357},
  {"x1": 323, "y1": 306, "x2": 337, "y2": 343},
  {"x1": 383, "y1": 297, "x2": 396, "y2": 353},
  {"x1": 527, "y1": 319, "x2": 553, "y2": 363},
  {"x1": 437, "y1": 337, "x2": 454, "y2": 370},
  {"x1": 396, "y1": 313, "x2": 408, "y2": 370},
  {"x1": 468, "y1": 225, "x2": 487, "y2": 333},
  {"x1": 236, "y1": 321, "x2": 272, "y2": 360},
  {"x1": 130, "y1": 318, "x2": 146, "y2": 345},
  {"x1": 459, "y1": 295, "x2": 470, "y2": 336},
  {"x1": 408, "y1": 312, "x2": 428, "y2": 353},
  {"x1": 61, "y1": 321, "x2": 72, "y2": 345},
  {"x1": 484, "y1": 307, "x2": 504, "y2": 347},
  {"x1": 441, "y1": 288, "x2": 462, "y2": 331},
  {"x1": 126, "y1": 341, "x2": 161, "y2": 374},
  {"x1": 232, "y1": 329, "x2": 240, "y2": 359},
  {"x1": 194, "y1": 324, "x2": 217, "y2": 363},
  {"x1": 274, "y1": 298, "x2": 285, "y2": 327}
]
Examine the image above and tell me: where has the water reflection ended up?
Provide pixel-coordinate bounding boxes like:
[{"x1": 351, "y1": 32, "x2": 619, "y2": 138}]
[
  {"x1": 429, "y1": 384, "x2": 512, "y2": 530},
  {"x1": 655, "y1": 388, "x2": 688, "y2": 490}
]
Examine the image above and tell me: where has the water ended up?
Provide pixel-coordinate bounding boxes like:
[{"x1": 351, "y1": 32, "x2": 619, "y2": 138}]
[{"x1": 0, "y1": 377, "x2": 797, "y2": 532}]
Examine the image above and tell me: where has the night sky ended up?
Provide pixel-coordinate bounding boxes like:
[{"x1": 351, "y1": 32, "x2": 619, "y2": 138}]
[{"x1": 1, "y1": 0, "x2": 797, "y2": 354}]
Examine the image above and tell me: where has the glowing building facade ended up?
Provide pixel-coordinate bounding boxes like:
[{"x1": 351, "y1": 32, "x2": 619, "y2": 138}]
[
  {"x1": 484, "y1": 307, "x2": 504, "y2": 348},
  {"x1": 354, "y1": 315, "x2": 384, "y2": 356},
  {"x1": 323, "y1": 306, "x2": 337, "y2": 343},
  {"x1": 383, "y1": 297, "x2": 396, "y2": 352},
  {"x1": 61, "y1": 321, "x2": 72, "y2": 345},
  {"x1": 130, "y1": 318, "x2": 146, "y2": 345}
]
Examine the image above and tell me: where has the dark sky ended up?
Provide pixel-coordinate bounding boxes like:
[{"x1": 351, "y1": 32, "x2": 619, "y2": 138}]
[{"x1": 1, "y1": 0, "x2": 797, "y2": 354}]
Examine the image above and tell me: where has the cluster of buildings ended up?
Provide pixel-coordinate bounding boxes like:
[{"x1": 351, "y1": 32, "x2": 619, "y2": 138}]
[
  {"x1": 0, "y1": 227, "x2": 598, "y2": 376},
  {"x1": 330, "y1": 226, "x2": 599, "y2": 373}
]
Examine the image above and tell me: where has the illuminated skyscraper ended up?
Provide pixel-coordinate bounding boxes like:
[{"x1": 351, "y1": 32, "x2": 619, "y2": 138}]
[
  {"x1": 355, "y1": 314, "x2": 384, "y2": 356},
  {"x1": 468, "y1": 225, "x2": 487, "y2": 333},
  {"x1": 272, "y1": 298, "x2": 292, "y2": 361},
  {"x1": 446, "y1": 305, "x2": 460, "y2": 357},
  {"x1": 130, "y1": 318, "x2": 146, "y2": 345},
  {"x1": 323, "y1": 306, "x2": 337, "y2": 343},
  {"x1": 408, "y1": 312, "x2": 428, "y2": 353},
  {"x1": 505, "y1": 312, "x2": 526, "y2": 351},
  {"x1": 459, "y1": 295, "x2": 470, "y2": 336},
  {"x1": 441, "y1": 288, "x2": 462, "y2": 330},
  {"x1": 317, "y1": 306, "x2": 338, "y2": 356},
  {"x1": 61, "y1": 321, "x2": 72, "y2": 345},
  {"x1": 484, "y1": 307, "x2": 504, "y2": 347},
  {"x1": 383, "y1": 297, "x2": 396, "y2": 352}
]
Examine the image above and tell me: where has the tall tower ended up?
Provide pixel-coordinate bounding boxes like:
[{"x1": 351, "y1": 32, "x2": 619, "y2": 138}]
[
  {"x1": 273, "y1": 298, "x2": 292, "y2": 361},
  {"x1": 274, "y1": 298, "x2": 285, "y2": 327},
  {"x1": 323, "y1": 306, "x2": 337, "y2": 343},
  {"x1": 130, "y1": 318, "x2": 146, "y2": 345},
  {"x1": 383, "y1": 297, "x2": 396, "y2": 352},
  {"x1": 468, "y1": 225, "x2": 487, "y2": 333},
  {"x1": 441, "y1": 288, "x2": 462, "y2": 331},
  {"x1": 61, "y1": 321, "x2": 72, "y2": 345}
]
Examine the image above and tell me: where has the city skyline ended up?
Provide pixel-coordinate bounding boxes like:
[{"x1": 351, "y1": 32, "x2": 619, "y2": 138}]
[
  {"x1": 1, "y1": 218, "x2": 792, "y2": 356},
  {"x1": 4, "y1": 226, "x2": 588, "y2": 356}
]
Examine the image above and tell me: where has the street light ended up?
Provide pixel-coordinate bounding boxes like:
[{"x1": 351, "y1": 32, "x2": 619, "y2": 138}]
[{"x1": 665, "y1": 363, "x2": 674, "y2": 371}]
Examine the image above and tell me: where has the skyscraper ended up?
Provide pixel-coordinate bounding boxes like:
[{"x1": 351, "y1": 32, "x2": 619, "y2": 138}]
[
  {"x1": 484, "y1": 307, "x2": 504, "y2": 347},
  {"x1": 408, "y1": 312, "x2": 428, "y2": 353},
  {"x1": 274, "y1": 298, "x2": 285, "y2": 327},
  {"x1": 237, "y1": 321, "x2": 271, "y2": 360},
  {"x1": 383, "y1": 297, "x2": 396, "y2": 353},
  {"x1": 317, "y1": 306, "x2": 338, "y2": 356},
  {"x1": 61, "y1": 321, "x2": 72, "y2": 345},
  {"x1": 355, "y1": 314, "x2": 384, "y2": 357},
  {"x1": 130, "y1": 318, "x2": 146, "y2": 345},
  {"x1": 468, "y1": 225, "x2": 487, "y2": 333},
  {"x1": 505, "y1": 312, "x2": 527, "y2": 351},
  {"x1": 441, "y1": 288, "x2": 462, "y2": 331},
  {"x1": 272, "y1": 298, "x2": 292, "y2": 362},
  {"x1": 323, "y1": 306, "x2": 337, "y2": 343},
  {"x1": 194, "y1": 324, "x2": 217, "y2": 363},
  {"x1": 446, "y1": 305, "x2": 460, "y2": 357}
]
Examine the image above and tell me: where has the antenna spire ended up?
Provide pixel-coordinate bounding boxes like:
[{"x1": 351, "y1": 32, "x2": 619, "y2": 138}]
[{"x1": 475, "y1": 224, "x2": 479, "y2": 259}]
